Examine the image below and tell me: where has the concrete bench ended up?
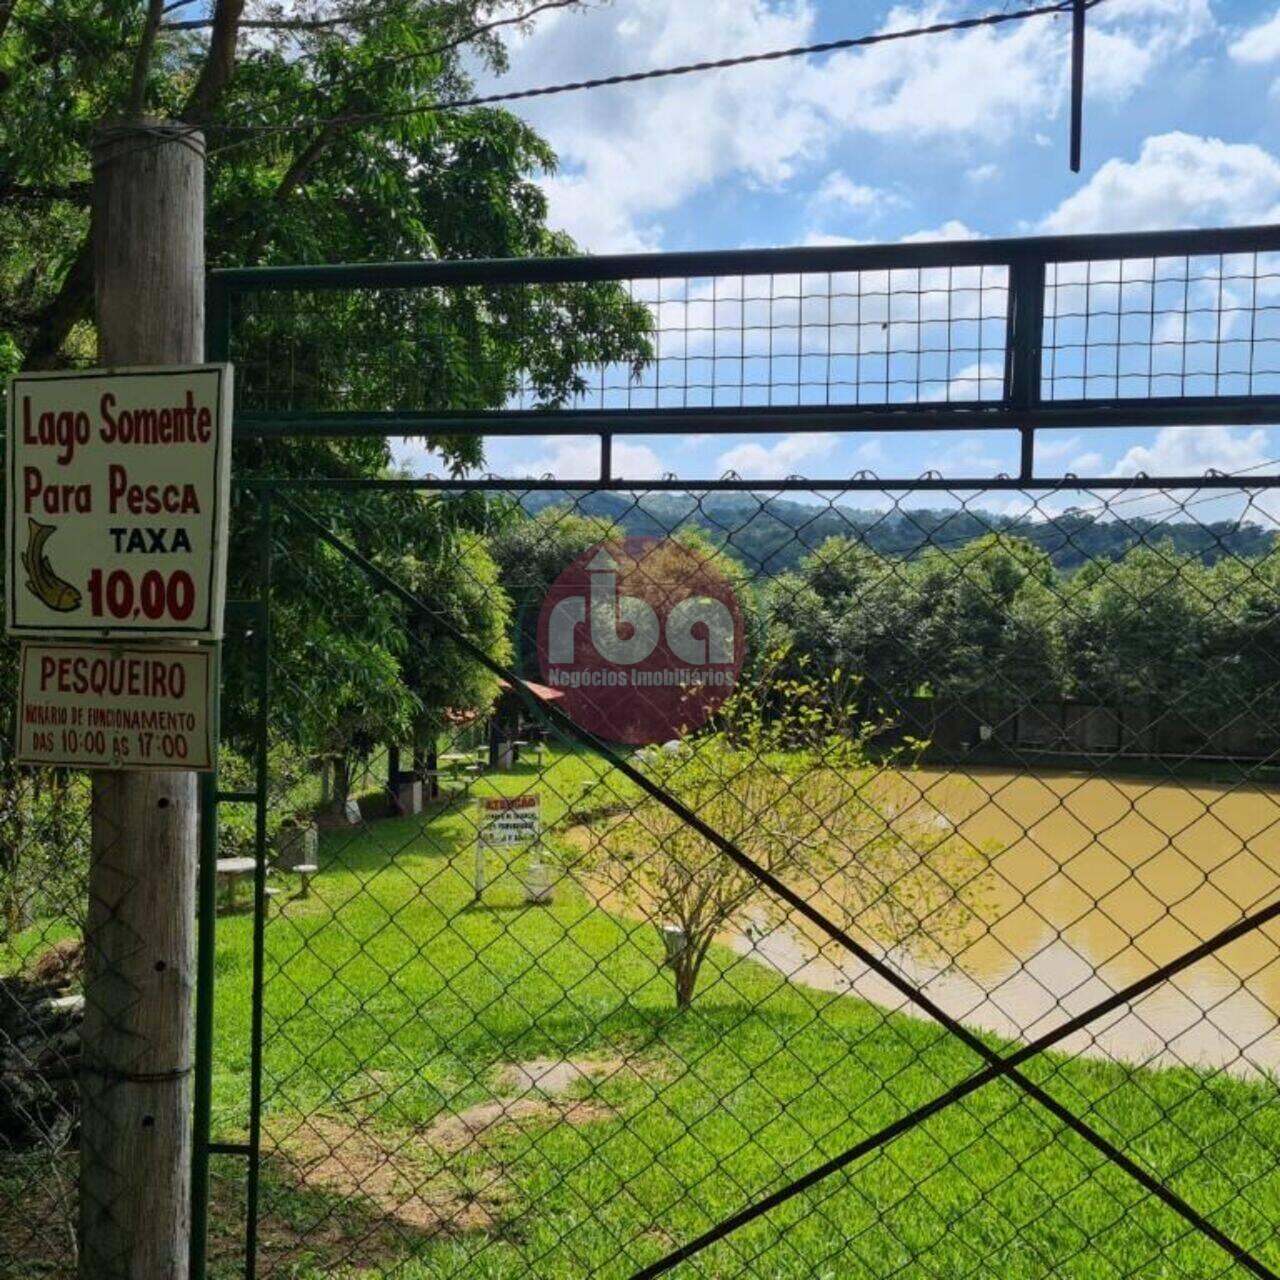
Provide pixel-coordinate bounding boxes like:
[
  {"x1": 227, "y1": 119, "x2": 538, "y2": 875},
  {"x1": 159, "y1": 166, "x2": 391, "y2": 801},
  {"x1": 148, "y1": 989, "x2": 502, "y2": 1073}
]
[
  {"x1": 215, "y1": 857, "x2": 257, "y2": 912},
  {"x1": 292, "y1": 863, "x2": 319, "y2": 899}
]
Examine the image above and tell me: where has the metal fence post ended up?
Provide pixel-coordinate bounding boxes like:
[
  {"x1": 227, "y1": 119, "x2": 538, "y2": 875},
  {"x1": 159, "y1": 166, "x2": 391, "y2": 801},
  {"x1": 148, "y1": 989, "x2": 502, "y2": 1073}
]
[{"x1": 1004, "y1": 253, "x2": 1046, "y2": 482}]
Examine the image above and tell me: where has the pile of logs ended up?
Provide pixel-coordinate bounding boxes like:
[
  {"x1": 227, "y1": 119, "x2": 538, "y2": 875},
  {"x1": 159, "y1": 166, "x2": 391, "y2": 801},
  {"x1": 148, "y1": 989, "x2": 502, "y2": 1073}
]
[{"x1": 1, "y1": 940, "x2": 83, "y2": 1153}]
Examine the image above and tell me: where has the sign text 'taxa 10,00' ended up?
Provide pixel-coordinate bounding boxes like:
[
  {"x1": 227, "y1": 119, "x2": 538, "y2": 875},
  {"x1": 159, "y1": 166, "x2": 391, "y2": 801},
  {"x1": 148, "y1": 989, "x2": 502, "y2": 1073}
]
[{"x1": 5, "y1": 365, "x2": 232, "y2": 639}]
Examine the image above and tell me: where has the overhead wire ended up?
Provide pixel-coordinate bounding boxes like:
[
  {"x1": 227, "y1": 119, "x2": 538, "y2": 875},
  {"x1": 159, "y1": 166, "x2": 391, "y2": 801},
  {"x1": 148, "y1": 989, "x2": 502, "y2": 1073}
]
[
  {"x1": 204, "y1": 0, "x2": 1108, "y2": 149},
  {"x1": 4, "y1": 0, "x2": 1108, "y2": 170}
]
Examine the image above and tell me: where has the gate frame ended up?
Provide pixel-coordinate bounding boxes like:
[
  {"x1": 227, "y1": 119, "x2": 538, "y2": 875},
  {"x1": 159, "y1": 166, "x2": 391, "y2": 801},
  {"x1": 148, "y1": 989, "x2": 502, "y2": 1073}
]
[{"x1": 193, "y1": 222, "x2": 1280, "y2": 1279}]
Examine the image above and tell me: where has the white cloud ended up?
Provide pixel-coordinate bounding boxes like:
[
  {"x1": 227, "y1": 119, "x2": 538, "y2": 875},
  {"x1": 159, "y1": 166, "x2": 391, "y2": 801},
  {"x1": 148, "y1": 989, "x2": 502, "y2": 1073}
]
[
  {"x1": 1038, "y1": 132, "x2": 1280, "y2": 233},
  {"x1": 1036, "y1": 433, "x2": 1083, "y2": 461},
  {"x1": 717, "y1": 432, "x2": 838, "y2": 478},
  {"x1": 899, "y1": 220, "x2": 983, "y2": 243},
  {"x1": 801, "y1": 231, "x2": 865, "y2": 248},
  {"x1": 798, "y1": 5, "x2": 1059, "y2": 139},
  {"x1": 1109, "y1": 426, "x2": 1278, "y2": 479},
  {"x1": 491, "y1": 0, "x2": 824, "y2": 251},
  {"x1": 539, "y1": 175, "x2": 665, "y2": 253},
  {"x1": 920, "y1": 432, "x2": 1007, "y2": 476},
  {"x1": 931, "y1": 359, "x2": 1003, "y2": 402},
  {"x1": 489, "y1": 0, "x2": 1212, "y2": 251},
  {"x1": 798, "y1": 0, "x2": 1212, "y2": 141},
  {"x1": 855, "y1": 439, "x2": 887, "y2": 467},
  {"x1": 809, "y1": 171, "x2": 899, "y2": 217},
  {"x1": 485, "y1": 436, "x2": 663, "y2": 481},
  {"x1": 1102, "y1": 426, "x2": 1280, "y2": 522},
  {"x1": 802, "y1": 220, "x2": 980, "y2": 247},
  {"x1": 1229, "y1": 7, "x2": 1280, "y2": 63},
  {"x1": 967, "y1": 163, "x2": 999, "y2": 185},
  {"x1": 1068, "y1": 451, "x2": 1104, "y2": 473}
]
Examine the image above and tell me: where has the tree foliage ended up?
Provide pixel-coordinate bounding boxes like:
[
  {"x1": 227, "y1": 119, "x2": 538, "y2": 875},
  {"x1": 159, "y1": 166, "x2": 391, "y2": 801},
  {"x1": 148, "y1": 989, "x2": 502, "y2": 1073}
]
[
  {"x1": 489, "y1": 505, "x2": 622, "y2": 679},
  {"x1": 765, "y1": 533, "x2": 1280, "y2": 732},
  {"x1": 521, "y1": 492, "x2": 1277, "y2": 574},
  {"x1": 0, "y1": 0, "x2": 653, "y2": 772}
]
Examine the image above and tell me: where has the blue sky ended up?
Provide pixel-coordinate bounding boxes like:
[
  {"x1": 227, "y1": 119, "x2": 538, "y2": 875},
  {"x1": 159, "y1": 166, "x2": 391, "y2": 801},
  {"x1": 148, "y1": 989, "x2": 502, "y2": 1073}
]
[{"x1": 395, "y1": 0, "x2": 1280, "y2": 514}]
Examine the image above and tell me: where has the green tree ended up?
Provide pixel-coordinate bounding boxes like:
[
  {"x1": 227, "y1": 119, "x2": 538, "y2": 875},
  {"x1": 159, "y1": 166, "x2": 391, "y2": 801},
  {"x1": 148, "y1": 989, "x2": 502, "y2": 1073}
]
[
  {"x1": 489, "y1": 506, "x2": 757, "y2": 688},
  {"x1": 400, "y1": 525, "x2": 513, "y2": 765},
  {"x1": 1060, "y1": 543, "x2": 1212, "y2": 719},
  {"x1": 255, "y1": 486, "x2": 513, "y2": 806},
  {"x1": 1195, "y1": 549, "x2": 1280, "y2": 732},
  {"x1": 3, "y1": 2, "x2": 651, "y2": 368},
  {"x1": 766, "y1": 537, "x2": 925, "y2": 711},
  {"x1": 577, "y1": 662, "x2": 985, "y2": 1008},
  {"x1": 1, "y1": 2, "x2": 653, "y2": 770},
  {"x1": 909, "y1": 534, "x2": 1064, "y2": 712},
  {"x1": 489, "y1": 505, "x2": 621, "y2": 679}
]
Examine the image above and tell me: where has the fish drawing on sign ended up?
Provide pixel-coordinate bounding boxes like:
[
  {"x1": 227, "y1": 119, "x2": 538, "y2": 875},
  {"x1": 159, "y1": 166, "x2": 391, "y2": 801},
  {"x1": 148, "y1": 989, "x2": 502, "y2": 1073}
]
[{"x1": 21, "y1": 518, "x2": 81, "y2": 612}]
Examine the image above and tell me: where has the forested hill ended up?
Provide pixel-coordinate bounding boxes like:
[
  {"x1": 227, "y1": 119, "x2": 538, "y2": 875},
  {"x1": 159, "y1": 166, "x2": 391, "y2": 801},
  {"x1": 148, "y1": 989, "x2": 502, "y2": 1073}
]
[{"x1": 519, "y1": 491, "x2": 1276, "y2": 573}]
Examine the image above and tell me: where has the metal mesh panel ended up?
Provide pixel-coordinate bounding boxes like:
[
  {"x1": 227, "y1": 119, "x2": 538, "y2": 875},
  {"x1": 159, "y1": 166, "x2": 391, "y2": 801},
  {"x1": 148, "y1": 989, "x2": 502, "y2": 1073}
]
[
  {"x1": 227, "y1": 267, "x2": 1012, "y2": 418},
  {"x1": 217, "y1": 229, "x2": 1280, "y2": 449},
  {"x1": 1042, "y1": 252, "x2": 1280, "y2": 402}
]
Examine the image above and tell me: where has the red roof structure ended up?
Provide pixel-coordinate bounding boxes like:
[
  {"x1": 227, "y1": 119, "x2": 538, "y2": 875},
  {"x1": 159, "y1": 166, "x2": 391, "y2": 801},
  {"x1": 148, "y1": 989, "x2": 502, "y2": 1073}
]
[{"x1": 443, "y1": 677, "x2": 564, "y2": 727}]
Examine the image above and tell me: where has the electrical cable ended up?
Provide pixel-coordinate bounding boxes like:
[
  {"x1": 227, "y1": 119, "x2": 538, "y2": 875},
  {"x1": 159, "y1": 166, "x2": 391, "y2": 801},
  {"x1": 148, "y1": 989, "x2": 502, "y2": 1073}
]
[{"x1": 206, "y1": 0, "x2": 1106, "y2": 146}]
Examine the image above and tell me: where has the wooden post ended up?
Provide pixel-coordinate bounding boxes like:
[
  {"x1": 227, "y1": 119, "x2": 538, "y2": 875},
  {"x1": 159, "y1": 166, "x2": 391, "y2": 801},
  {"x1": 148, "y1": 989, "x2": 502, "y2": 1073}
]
[{"x1": 79, "y1": 118, "x2": 204, "y2": 1280}]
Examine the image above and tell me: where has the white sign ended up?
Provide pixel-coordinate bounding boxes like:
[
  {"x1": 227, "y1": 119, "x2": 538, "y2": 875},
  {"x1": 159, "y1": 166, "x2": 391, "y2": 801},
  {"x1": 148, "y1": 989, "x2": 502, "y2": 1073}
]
[
  {"x1": 474, "y1": 794, "x2": 542, "y2": 899},
  {"x1": 477, "y1": 794, "x2": 542, "y2": 846},
  {"x1": 5, "y1": 365, "x2": 232, "y2": 639},
  {"x1": 16, "y1": 642, "x2": 215, "y2": 771}
]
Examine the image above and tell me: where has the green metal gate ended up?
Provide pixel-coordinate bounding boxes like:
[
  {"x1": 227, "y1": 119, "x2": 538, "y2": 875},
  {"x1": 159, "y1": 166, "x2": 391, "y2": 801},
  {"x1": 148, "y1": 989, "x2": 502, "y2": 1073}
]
[
  {"x1": 195, "y1": 225, "x2": 1280, "y2": 1279},
  {"x1": 14, "y1": 225, "x2": 1280, "y2": 1279}
]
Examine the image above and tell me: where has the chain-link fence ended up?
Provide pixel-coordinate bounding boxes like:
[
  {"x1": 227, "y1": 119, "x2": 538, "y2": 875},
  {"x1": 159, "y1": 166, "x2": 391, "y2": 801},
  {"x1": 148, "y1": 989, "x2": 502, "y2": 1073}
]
[
  {"x1": 7, "y1": 489, "x2": 1280, "y2": 1279},
  {"x1": 0, "y1": 623, "x2": 87, "y2": 1277},
  {"x1": 186, "y1": 476, "x2": 1280, "y2": 1280}
]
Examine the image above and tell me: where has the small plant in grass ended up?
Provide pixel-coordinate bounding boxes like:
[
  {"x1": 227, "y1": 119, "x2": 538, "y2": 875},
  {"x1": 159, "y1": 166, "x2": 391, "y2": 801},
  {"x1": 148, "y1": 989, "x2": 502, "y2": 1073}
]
[{"x1": 580, "y1": 656, "x2": 991, "y2": 1007}]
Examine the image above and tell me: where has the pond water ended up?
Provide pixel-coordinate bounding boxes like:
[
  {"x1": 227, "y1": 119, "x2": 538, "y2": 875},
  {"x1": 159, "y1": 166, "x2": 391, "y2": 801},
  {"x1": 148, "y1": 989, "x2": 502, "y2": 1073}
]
[{"x1": 730, "y1": 766, "x2": 1280, "y2": 1077}]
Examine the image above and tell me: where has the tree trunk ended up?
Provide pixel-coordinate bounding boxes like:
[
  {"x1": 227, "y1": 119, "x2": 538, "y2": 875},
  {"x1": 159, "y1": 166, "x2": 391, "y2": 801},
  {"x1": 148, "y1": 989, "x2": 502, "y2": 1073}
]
[
  {"x1": 673, "y1": 960, "x2": 697, "y2": 1009},
  {"x1": 331, "y1": 757, "x2": 352, "y2": 814},
  {"x1": 412, "y1": 740, "x2": 440, "y2": 801},
  {"x1": 386, "y1": 745, "x2": 401, "y2": 815},
  {"x1": 79, "y1": 118, "x2": 203, "y2": 1280}
]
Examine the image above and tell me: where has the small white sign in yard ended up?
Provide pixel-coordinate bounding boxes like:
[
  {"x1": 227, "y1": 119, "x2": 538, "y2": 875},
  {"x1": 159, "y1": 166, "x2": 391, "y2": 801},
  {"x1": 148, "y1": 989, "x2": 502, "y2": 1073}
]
[
  {"x1": 474, "y1": 794, "x2": 543, "y2": 899},
  {"x1": 16, "y1": 641, "x2": 215, "y2": 771},
  {"x1": 5, "y1": 365, "x2": 232, "y2": 639},
  {"x1": 477, "y1": 793, "x2": 542, "y2": 846}
]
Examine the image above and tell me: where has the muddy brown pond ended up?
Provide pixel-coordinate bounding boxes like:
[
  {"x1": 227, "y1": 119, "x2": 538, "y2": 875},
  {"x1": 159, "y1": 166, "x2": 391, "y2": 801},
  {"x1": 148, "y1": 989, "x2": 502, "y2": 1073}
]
[{"x1": 724, "y1": 766, "x2": 1280, "y2": 1078}]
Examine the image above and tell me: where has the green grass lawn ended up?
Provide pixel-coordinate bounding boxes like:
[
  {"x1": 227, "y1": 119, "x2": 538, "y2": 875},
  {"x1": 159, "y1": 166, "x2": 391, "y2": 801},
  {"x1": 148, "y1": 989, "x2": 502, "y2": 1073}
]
[{"x1": 194, "y1": 747, "x2": 1280, "y2": 1279}]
